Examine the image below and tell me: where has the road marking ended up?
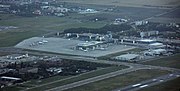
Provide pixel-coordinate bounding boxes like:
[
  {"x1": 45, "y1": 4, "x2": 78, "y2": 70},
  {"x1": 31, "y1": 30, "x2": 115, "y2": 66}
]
[
  {"x1": 152, "y1": 79, "x2": 157, "y2": 81},
  {"x1": 139, "y1": 84, "x2": 148, "y2": 88},
  {"x1": 159, "y1": 80, "x2": 164, "y2": 82},
  {"x1": 132, "y1": 84, "x2": 141, "y2": 87},
  {"x1": 169, "y1": 74, "x2": 173, "y2": 76}
]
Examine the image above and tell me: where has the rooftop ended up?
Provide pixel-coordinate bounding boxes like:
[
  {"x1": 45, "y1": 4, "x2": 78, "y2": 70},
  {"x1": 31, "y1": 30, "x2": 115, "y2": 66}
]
[
  {"x1": 149, "y1": 42, "x2": 163, "y2": 46},
  {"x1": 1, "y1": 76, "x2": 21, "y2": 80},
  {"x1": 116, "y1": 54, "x2": 139, "y2": 60},
  {"x1": 138, "y1": 39, "x2": 155, "y2": 42},
  {"x1": 77, "y1": 41, "x2": 103, "y2": 47}
]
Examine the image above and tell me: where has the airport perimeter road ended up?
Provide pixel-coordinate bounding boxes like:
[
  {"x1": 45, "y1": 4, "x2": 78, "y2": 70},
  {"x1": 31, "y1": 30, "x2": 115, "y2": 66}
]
[
  {"x1": 45, "y1": 67, "x2": 150, "y2": 91},
  {"x1": 113, "y1": 72, "x2": 180, "y2": 91}
]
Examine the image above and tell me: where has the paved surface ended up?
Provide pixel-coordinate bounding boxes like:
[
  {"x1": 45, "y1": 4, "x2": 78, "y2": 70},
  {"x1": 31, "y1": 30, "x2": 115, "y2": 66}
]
[
  {"x1": 113, "y1": 72, "x2": 180, "y2": 91},
  {"x1": 15, "y1": 37, "x2": 135, "y2": 57},
  {"x1": 45, "y1": 67, "x2": 148, "y2": 91}
]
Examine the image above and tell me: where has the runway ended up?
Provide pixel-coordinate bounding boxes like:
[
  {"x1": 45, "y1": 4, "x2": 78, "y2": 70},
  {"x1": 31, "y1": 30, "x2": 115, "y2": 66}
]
[
  {"x1": 113, "y1": 72, "x2": 180, "y2": 91},
  {"x1": 45, "y1": 67, "x2": 151, "y2": 91}
]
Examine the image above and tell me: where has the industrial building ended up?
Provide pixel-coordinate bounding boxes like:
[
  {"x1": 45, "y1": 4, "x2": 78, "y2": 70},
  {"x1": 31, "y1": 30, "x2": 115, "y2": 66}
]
[
  {"x1": 0, "y1": 76, "x2": 22, "y2": 88},
  {"x1": 140, "y1": 31, "x2": 159, "y2": 38},
  {"x1": 120, "y1": 39, "x2": 165, "y2": 49},
  {"x1": 144, "y1": 49, "x2": 167, "y2": 56},
  {"x1": 6, "y1": 54, "x2": 29, "y2": 60},
  {"x1": 115, "y1": 54, "x2": 139, "y2": 61},
  {"x1": 134, "y1": 20, "x2": 148, "y2": 26},
  {"x1": 65, "y1": 33, "x2": 113, "y2": 41},
  {"x1": 79, "y1": 9, "x2": 98, "y2": 14}
]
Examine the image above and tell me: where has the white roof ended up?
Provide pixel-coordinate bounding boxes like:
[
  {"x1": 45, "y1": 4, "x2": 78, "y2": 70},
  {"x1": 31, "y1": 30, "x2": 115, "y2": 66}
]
[
  {"x1": 149, "y1": 42, "x2": 163, "y2": 46},
  {"x1": 152, "y1": 49, "x2": 166, "y2": 52},
  {"x1": 116, "y1": 54, "x2": 139, "y2": 60},
  {"x1": 77, "y1": 41, "x2": 103, "y2": 47},
  {"x1": 139, "y1": 39, "x2": 155, "y2": 42},
  {"x1": 1, "y1": 76, "x2": 21, "y2": 80}
]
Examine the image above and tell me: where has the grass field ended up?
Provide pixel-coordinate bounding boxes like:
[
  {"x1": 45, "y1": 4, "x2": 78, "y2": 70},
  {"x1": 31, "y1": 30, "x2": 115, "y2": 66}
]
[
  {"x1": 0, "y1": 14, "x2": 108, "y2": 47},
  {"x1": 5, "y1": 66, "x2": 126, "y2": 91},
  {"x1": 65, "y1": 69, "x2": 170, "y2": 91},
  {"x1": 138, "y1": 77, "x2": 180, "y2": 91},
  {"x1": 58, "y1": 0, "x2": 180, "y2": 8},
  {"x1": 23, "y1": 76, "x2": 70, "y2": 86},
  {"x1": 149, "y1": 17, "x2": 180, "y2": 23},
  {"x1": 0, "y1": 30, "x2": 45, "y2": 47},
  {"x1": 142, "y1": 54, "x2": 180, "y2": 69}
]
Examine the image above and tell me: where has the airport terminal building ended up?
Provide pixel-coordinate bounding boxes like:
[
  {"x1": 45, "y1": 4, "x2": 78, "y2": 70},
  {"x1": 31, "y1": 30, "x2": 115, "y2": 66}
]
[{"x1": 76, "y1": 41, "x2": 104, "y2": 51}]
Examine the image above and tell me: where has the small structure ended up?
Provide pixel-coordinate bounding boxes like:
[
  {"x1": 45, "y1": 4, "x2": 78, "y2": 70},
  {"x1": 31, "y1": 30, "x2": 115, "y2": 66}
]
[
  {"x1": 113, "y1": 18, "x2": 128, "y2": 25},
  {"x1": 140, "y1": 31, "x2": 159, "y2": 38},
  {"x1": 79, "y1": 9, "x2": 98, "y2": 14},
  {"x1": 46, "y1": 67, "x2": 62, "y2": 75},
  {"x1": 0, "y1": 76, "x2": 22, "y2": 87},
  {"x1": 134, "y1": 21, "x2": 148, "y2": 26},
  {"x1": 6, "y1": 54, "x2": 29, "y2": 60},
  {"x1": 149, "y1": 42, "x2": 165, "y2": 48},
  {"x1": 115, "y1": 54, "x2": 139, "y2": 61}
]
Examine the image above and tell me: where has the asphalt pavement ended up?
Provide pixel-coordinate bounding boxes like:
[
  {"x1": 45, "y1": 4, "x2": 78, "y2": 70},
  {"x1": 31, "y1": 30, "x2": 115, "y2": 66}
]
[{"x1": 113, "y1": 72, "x2": 180, "y2": 91}]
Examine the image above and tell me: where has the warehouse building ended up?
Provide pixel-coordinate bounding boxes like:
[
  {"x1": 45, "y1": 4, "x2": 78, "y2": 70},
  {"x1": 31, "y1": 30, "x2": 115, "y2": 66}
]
[
  {"x1": 144, "y1": 49, "x2": 167, "y2": 56},
  {"x1": 120, "y1": 39, "x2": 165, "y2": 48}
]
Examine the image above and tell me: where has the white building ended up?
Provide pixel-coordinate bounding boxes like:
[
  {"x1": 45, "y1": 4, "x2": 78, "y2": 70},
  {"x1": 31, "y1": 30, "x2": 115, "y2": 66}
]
[
  {"x1": 79, "y1": 9, "x2": 98, "y2": 14},
  {"x1": 135, "y1": 21, "x2": 148, "y2": 26},
  {"x1": 76, "y1": 41, "x2": 103, "y2": 51},
  {"x1": 140, "y1": 31, "x2": 159, "y2": 38},
  {"x1": 144, "y1": 49, "x2": 167, "y2": 56},
  {"x1": 115, "y1": 54, "x2": 139, "y2": 61}
]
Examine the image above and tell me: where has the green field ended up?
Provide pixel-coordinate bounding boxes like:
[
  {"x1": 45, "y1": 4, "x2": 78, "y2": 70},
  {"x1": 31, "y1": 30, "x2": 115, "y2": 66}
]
[
  {"x1": 3, "y1": 66, "x2": 126, "y2": 91},
  {"x1": 142, "y1": 54, "x2": 180, "y2": 69},
  {"x1": 0, "y1": 13, "x2": 108, "y2": 47},
  {"x1": 65, "y1": 69, "x2": 170, "y2": 91},
  {"x1": 23, "y1": 76, "x2": 70, "y2": 86},
  {"x1": 138, "y1": 77, "x2": 180, "y2": 91},
  {"x1": 58, "y1": 0, "x2": 180, "y2": 8}
]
